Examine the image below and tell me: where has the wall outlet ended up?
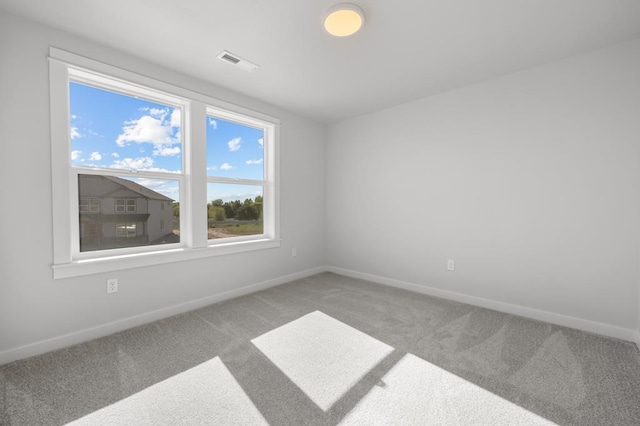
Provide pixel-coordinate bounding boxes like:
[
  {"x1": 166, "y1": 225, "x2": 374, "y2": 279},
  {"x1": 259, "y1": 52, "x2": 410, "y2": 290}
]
[
  {"x1": 447, "y1": 259, "x2": 455, "y2": 271},
  {"x1": 291, "y1": 247, "x2": 297, "y2": 257},
  {"x1": 107, "y1": 278, "x2": 118, "y2": 294}
]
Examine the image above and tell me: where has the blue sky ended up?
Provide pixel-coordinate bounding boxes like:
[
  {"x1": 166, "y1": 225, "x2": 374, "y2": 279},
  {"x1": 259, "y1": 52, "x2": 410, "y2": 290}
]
[{"x1": 70, "y1": 82, "x2": 264, "y2": 203}]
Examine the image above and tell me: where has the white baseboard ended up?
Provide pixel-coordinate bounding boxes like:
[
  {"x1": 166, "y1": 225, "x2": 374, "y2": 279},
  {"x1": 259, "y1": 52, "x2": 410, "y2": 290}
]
[
  {"x1": 326, "y1": 266, "x2": 637, "y2": 343},
  {"x1": 0, "y1": 267, "x2": 326, "y2": 366},
  {"x1": 3, "y1": 265, "x2": 636, "y2": 365}
]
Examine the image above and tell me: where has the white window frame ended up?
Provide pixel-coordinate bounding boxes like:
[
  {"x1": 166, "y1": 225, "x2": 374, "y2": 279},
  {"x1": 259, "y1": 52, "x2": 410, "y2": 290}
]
[{"x1": 49, "y1": 47, "x2": 280, "y2": 279}]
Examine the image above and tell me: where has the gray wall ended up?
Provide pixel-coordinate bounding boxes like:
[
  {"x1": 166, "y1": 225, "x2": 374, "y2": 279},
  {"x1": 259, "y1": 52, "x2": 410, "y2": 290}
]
[
  {"x1": 0, "y1": 12, "x2": 326, "y2": 362},
  {"x1": 326, "y1": 38, "x2": 640, "y2": 337}
]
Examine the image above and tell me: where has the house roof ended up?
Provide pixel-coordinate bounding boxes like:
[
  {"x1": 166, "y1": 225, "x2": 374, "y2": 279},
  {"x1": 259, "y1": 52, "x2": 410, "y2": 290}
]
[{"x1": 103, "y1": 176, "x2": 174, "y2": 202}]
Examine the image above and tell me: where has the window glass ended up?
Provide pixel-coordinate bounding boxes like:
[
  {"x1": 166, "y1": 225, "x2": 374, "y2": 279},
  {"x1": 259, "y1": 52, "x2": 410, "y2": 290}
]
[
  {"x1": 70, "y1": 82, "x2": 182, "y2": 174},
  {"x1": 206, "y1": 183, "x2": 263, "y2": 239},
  {"x1": 78, "y1": 174, "x2": 180, "y2": 252},
  {"x1": 206, "y1": 116, "x2": 264, "y2": 181}
]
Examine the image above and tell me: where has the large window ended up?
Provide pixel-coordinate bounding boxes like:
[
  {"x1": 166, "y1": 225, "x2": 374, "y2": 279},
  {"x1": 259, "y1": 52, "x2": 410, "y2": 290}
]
[
  {"x1": 49, "y1": 48, "x2": 279, "y2": 278},
  {"x1": 206, "y1": 113, "x2": 266, "y2": 241}
]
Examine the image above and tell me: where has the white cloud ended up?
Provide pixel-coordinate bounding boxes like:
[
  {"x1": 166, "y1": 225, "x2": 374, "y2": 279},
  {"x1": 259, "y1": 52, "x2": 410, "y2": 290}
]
[
  {"x1": 89, "y1": 152, "x2": 102, "y2": 161},
  {"x1": 220, "y1": 163, "x2": 234, "y2": 170},
  {"x1": 258, "y1": 138, "x2": 263, "y2": 147},
  {"x1": 208, "y1": 118, "x2": 217, "y2": 129},
  {"x1": 170, "y1": 109, "x2": 181, "y2": 128},
  {"x1": 112, "y1": 152, "x2": 120, "y2": 158},
  {"x1": 246, "y1": 158, "x2": 263, "y2": 165},
  {"x1": 153, "y1": 146, "x2": 181, "y2": 157},
  {"x1": 71, "y1": 127, "x2": 81, "y2": 139},
  {"x1": 227, "y1": 137, "x2": 241, "y2": 152},
  {"x1": 145, "y1": 167, "x2": 180, "y2": 173},
  {"x1": 71, "y1": 150, "x2": 82, "y2": 160},
  {"x1": 116, "y1": 114, "x2": 179, "y2": 147},
  {"x1": 149, "y1": 108, "x2": 166, "y2": 119},
  {"x1": 112, "y1": 157, "x2": 155, "y2": 170},
  {"x1": 207, "y1": 166, "x2": 217, "y2": 171}
]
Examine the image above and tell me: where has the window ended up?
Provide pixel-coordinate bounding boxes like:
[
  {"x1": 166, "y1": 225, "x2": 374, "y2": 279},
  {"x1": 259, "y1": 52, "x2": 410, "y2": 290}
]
[
  {"x1": 116, "y1": 223, "x2": 137, "y2": 238},
  {"x1": 116, "y1": 199, "x2": 137, "y2": 213},
  {"x1": 206, "y1": 113, "x2": 266, "y2": 241},
  {"x1": 49, "y1": 48, "x2": 280, "y2": 278},
  {"x1": 79, "y1": 198, "x2": 100, "y2": 213}
]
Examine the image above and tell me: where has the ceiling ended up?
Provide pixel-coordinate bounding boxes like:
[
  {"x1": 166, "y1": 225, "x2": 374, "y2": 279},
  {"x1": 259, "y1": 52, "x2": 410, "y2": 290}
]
[{"x1": 2, "y1": 0, "x2": 640, "y2": 123}]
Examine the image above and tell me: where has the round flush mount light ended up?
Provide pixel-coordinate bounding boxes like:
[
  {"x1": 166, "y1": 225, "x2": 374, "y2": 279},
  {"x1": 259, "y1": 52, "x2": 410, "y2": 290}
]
[{"x1": 324, "y1": 3, "x2": 365, "y2": 37}]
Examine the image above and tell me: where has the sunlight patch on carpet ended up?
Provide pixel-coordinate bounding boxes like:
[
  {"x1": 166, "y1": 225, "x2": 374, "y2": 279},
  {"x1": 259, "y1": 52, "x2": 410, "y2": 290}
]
[
  {"x1": 251, "y1": 311, "x2": 394, "y2": 411},
  {"x1": 66, "y1": 357, "x2": 267, "y2": 426},
  {"x1": 340, "y1": 353, "x2": 557, "y2": 425}
]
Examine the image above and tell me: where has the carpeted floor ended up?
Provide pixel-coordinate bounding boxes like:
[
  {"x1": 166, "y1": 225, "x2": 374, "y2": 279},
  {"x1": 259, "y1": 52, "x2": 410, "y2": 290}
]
[{"x1": 1, "y1": 272, "x2": 639, "y2": 425}]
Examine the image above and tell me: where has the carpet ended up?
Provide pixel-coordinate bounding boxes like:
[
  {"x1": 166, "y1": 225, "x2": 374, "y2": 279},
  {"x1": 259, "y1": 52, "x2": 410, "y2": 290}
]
[{"x1": 1, "y1": 272, "x2": 639, "y2": 425}]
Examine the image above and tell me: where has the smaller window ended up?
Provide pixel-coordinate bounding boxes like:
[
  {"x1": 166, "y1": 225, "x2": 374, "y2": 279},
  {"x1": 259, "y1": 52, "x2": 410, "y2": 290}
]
[
  {"x1": 116, "y1": 199, "x2": 136, "y2": 213},
  {"x1": 79, "y1": 198, "x2": 100, "y2": 213},
  {"x1": 116, "y1": 223, "x2": 137, "y2": 238}
]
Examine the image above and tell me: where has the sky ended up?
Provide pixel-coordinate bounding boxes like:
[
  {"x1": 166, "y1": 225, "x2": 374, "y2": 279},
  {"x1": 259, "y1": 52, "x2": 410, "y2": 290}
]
[{"x1": 70, "y1": 82, "x2": 265, "y2": 203}]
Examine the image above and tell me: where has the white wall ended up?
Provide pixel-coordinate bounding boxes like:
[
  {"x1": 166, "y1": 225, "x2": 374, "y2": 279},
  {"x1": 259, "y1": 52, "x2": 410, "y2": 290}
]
[
  {"x1": 327, "y1": 38, "x2": 640, "y2": 340},
  {"x1": 638, "y1": 273, "x2": 640, "y2": 348},
  {"x1": 0, "y1": 12, "x2": 326, "y2": 363}
]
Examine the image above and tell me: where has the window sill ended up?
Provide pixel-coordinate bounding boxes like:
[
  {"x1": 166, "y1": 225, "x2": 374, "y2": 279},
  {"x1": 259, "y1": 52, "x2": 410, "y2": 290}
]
[{"x1": 52, "y1": 238, "x2": 281, "y2": 279}]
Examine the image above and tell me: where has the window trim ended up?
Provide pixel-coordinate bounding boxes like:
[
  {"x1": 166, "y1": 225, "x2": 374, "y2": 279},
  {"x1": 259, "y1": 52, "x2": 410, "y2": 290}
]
[{"x1": 49, "y1": 47, "x2": 280, "y2": 279}]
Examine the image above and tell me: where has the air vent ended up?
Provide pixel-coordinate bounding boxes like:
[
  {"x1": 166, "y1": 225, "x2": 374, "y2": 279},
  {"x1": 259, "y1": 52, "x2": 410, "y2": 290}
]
[
  {"x1": 221, "y1": 53, "x2": 240, "y2": 64},
  {"x1": 216, "y1": 50, "x2": 259, "y2": 72}
]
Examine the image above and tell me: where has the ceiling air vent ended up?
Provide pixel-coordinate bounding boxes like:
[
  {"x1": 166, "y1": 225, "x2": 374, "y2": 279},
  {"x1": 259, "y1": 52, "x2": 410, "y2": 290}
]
[{"x1": 216, "y1": 50, "x2": 259, "y2": 72}]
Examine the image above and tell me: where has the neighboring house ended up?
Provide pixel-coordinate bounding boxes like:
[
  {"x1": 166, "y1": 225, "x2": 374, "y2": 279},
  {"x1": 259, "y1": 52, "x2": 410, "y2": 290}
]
[{"x1": 78, "y1": 174, "x2": 175, "y2": 251}]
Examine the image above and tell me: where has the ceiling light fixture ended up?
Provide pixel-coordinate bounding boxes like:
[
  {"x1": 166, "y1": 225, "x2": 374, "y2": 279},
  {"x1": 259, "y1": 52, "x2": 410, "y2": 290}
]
[{"x1": 324, "y1": 3, "x2": 365, "y2": 37}]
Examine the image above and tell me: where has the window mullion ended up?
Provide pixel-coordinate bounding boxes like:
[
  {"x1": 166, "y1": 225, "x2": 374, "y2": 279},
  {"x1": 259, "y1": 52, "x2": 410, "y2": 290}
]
[{"x1": 187, "y1": 101, "x2": 208, "y2": 249}]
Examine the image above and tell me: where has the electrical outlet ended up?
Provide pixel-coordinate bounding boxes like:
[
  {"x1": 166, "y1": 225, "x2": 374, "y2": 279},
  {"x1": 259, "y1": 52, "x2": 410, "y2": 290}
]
[
  {"x1": 107, "y1": 278, "x2": 118, "y2": 294},
  {"x1": 292, "y1": 247, "x2": 297, "y2": 257},
  {"x1": 447, "y1": 259, "x2": 455, "y2": 271}
]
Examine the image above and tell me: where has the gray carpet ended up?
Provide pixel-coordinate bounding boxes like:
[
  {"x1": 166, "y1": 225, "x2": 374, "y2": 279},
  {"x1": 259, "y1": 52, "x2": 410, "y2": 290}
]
[{"x1": 1, "y1": 272, "x2": 639, "y2": 425}]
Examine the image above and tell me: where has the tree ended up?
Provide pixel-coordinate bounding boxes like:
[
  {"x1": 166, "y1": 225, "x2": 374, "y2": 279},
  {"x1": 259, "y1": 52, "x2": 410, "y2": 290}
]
[
  {"x1": 207, "y1": 204, "x2": 227, "y2": 222},
  {"x1": 253, "y1": 195, "x2": 263, "y2": 220},
  {"x1": 236, "y1": 198, "x2": 259, "y2": 220},
  {"x1": 223, "y1": 200, "x2": 241, "y2": 219}
]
